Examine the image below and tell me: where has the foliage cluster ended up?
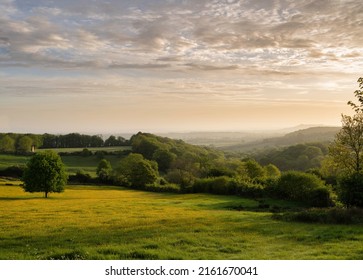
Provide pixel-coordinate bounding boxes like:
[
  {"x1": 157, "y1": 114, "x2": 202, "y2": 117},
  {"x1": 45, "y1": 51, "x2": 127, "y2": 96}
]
[
  {"x1": 0, "y1": 133, "x2": 41, "y2": 154},
  {"x1": 22, "y1": 151, "x2": 68, "y2": 198},
  {"x1": 270, "y1": 171, "x2": 335, "y2": 207},
  {"x1": 338, "y1": 172, "x2": 363, "y2": 208},
  {"x1": 254, "y1": 143, "x2": 328, "y2": 171},
  {"x1": 274, "y1": 207, "x2": 363, "y2": 224},
  {"x1": 0, "y1": 165, "x2": 25, "y2": 178}
]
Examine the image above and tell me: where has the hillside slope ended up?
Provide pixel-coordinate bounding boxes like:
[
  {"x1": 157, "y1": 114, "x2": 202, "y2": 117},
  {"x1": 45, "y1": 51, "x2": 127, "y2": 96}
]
[{"x1": 221, "y1": 126, "x2": 340, "y2": 153}]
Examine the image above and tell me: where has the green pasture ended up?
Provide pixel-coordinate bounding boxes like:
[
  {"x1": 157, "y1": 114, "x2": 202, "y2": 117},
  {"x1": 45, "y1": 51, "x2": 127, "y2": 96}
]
[
  {"x1": 37, "y1": 146, "x2": 131, "y2": 153},
  {"x1": 0, "y1": 153, "x2": 123, "y2": 175},
  {"x1": 0, "y1": 182, "x2": 362, "y2": 260},
  {"x1": 0, "y1": 154, "x2": 29, "y2": 170}
]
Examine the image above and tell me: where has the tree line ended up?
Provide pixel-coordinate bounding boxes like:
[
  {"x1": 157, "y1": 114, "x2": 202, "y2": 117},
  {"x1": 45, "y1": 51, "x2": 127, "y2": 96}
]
[{"x1": 0, "y1": 133, "x2": 130, "y2": 154}]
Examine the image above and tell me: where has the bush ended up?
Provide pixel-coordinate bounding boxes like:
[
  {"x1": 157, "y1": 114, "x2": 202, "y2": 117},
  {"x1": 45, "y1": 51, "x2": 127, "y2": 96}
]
[
  {"x1": 0, "y1": 165, "x2": 25, "y2": 178},
  {"x1": 309, "y1": 187, "x2": 335, "y2": 207},
  {"x1": 338, "y1": 172, "x2": 363, "y2": 208},
  {"x1": 235, "y1": 181, "x2": 265, "y2": 198},
  {"x1": 81, "y1": 148, "x2": 93, "y2": 157},
  {"x1": 192, "y1": 176, "x2": 237, "y2": 195},
  {"x1": 272, "y1": 171, "x2": 334, "y2": 206},
  {"x1": 166, "y1": 169, "x2": 195, "y2": 188},
  {"x1": 68, "y1": 170, "x2": 94, "y2": 184},
  {"x1": 115, "y1": 153, "x2": 159, "y2": 188},
  {"x1": 96, "y1": 159, "x2": 112, "y2": 183},
  {"x1": 274, "y1": 208, "x2": 363, "y2": 224},
  {"x1": 144, "y1": 183, "x2": 181, "y2": 193}
]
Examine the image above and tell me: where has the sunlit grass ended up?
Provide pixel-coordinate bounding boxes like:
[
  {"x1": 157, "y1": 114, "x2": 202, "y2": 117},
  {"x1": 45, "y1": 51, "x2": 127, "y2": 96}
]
[{"x1": 1, "y1": 183, "x2": 363, "y2": 260}]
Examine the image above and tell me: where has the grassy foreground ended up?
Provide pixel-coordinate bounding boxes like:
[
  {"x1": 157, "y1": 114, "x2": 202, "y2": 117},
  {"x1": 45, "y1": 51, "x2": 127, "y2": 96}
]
[{"x1": 1, "y1": 182, "x2": 363, "y2": 260}]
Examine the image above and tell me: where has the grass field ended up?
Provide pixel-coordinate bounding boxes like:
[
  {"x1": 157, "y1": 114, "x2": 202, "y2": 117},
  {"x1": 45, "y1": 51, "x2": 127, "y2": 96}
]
[
  {"x1": 1, "y1": 181, "x2": 363, "y2": 260},
  {"x1": 0, "y1": 153, "x2": 123, "y2": 175},
  {"x1": 37, "y1": 146, "x2": 131, "y2": 153}
]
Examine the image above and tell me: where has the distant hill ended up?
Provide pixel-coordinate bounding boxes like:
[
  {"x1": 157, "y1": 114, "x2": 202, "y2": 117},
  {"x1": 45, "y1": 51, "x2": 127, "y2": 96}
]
[
  {"x1": 281, "y1": 126, "x2": 340, "y2": 144},
  {"x1": 221, "y1": 126, "x2": 340, "y2": 153}
]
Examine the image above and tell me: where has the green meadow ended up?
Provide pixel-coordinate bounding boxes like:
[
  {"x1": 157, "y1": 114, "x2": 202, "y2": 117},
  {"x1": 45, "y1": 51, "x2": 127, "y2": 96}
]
[
  {"x1": 1, "y1": 181, "x2": 363, "y2": 260},
  {"x1": 0, "y1": 152, "x2": 123, "y2": 175}
]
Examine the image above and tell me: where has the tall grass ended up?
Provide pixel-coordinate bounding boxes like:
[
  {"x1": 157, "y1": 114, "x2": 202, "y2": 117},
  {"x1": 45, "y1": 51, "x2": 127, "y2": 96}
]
[{"x1": 0, "y1": 183, "x2": 363, "y2": 260}]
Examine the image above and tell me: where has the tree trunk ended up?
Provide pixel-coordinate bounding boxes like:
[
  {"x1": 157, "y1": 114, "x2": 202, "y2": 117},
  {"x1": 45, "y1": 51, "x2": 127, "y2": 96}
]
[{"x1": 45, "y1": 192, "x2": 48, "y2": 198}]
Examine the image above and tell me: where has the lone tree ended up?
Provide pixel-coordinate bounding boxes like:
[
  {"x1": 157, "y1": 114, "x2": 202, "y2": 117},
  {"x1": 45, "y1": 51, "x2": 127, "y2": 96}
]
[
  {"x1": 22, "y1": 150, "x2": 68, "y2": 198},
  {"x1": 96, "y1": 159, "x2": 112, "y2": 182}
]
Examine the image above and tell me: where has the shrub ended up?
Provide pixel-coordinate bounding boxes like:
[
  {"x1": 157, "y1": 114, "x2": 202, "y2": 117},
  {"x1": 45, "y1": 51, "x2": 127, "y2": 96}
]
[
  {"x1": 274, "y1": 208, "x2": 363, "y2": 224},
  {"x1": 309, "y1": 187, "x2": 335, "y2": 207},
  {"x1": 166, "y1": 169, "x2": 195, "y2": 188},
  {"x1": 235, "y1": 181, "x2": 265, "y2": 198},
  {"x1": 243, "y1": 159, "x2": 266, "y2": 180},
  {"x1": 192, "y1": 176, "x2": 237, "y2": 195},
  {"x1": 68, "y1": 170, "x2": 94, "y2": 184},
  {"x1": 81, "y1": 148, "x2": 93, "y2": 157},
  {"x1": 144, "y1": 183, "x2": 181, "y2": 193},
  {"x1": 0, "y1": 165, "x2": 25, "y2": 178},
  {"x1": 338, "y1": 172, "x2": 363, "y2": 208},
  {"x1": 96, "y1": 159, "x2": 112, "y2": 183},
  {"x1": 115, "y1": 153, "x2": 159, "y2": 188},
  {"x1": 273, "y1": 171, "x2": 334, "y2": 207}
]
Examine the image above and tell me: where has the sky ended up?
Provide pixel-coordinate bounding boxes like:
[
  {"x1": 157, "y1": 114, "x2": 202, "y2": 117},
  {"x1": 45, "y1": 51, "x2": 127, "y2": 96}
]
[{"x1": 0, "y1": 0, "x2": 362, "y2": 134}]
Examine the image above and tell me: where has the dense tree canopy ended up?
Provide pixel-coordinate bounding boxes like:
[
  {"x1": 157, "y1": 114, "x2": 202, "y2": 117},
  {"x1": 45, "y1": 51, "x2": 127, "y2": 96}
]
[
  {"x1": 0, "y1": 135, "x2": 15, "y2": 153},
  {"x1": 115, "y1": 153, "x2": 159, "y2": 188},
  {"x1": 17, "y1": 136, "x2": 33, "y2": 154},
  {"x1": 22, "y1": 151, "x2": 68, "y2": 198},
  {"x1": 254, "y1": 143, "x2": 328, "y2": 171}
]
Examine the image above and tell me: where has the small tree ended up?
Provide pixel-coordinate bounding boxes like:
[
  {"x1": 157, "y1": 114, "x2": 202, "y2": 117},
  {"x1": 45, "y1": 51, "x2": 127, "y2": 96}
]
[
  {"x1": 0, "y1": 135, "x2": 15, "y2": 153},
  {"x1": 115, "y1": 153, "x2": 159, "y2": 188},
  {"x1": 152, "y1": 149, "x2": 176, "y2": 173},
  {"x1": 243, "y1": 159, "x2": 266, "y2": 180},
  {"x1": 264, "y1": 163, "x2": 281, "y2": 178},
  {"x1": 22, "y1": 151, "x2": 68, "y2": 198},
  {"x1": 329, "y1": 113, "x2": 363, "y2": 174},
  {"x1": 96, "y1": 159, "x2": 112, "y2": 182},
  {"x1": 17, "y1": 136, "x2": 33, "y2": 154},
  {"x1": 328, "y1": 77, "x2": 363, "y2": 206}
]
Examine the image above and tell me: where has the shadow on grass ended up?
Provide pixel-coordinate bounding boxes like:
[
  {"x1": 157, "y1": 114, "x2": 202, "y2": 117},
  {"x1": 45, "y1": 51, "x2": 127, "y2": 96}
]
[
  {"x1": 0, "y1": 196, "x2": 44, "y2": 201},
  {"x1": 0, "y1": 195, "x2": 65, "y2": 200}
]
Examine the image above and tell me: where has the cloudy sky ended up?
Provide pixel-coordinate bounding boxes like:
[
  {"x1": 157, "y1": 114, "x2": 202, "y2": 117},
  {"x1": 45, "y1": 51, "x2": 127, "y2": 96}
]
[{"x1": 1, "y1": 0, "x2": 362, "y2": 134}]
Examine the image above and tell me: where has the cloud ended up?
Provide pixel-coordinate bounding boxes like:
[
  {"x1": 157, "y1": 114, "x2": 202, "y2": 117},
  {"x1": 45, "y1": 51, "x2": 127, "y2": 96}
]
[
  {"x1": 184, "y1": 63, "x2": 239, "y2": 71},
  {"x1": 0, "y1": 0, "x2": 361, "y2": 79}
]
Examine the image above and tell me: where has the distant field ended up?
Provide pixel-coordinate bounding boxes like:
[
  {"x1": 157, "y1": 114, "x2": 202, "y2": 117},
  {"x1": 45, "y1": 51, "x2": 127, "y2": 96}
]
[
  {"x1": 0, "y1": 154, "x2": 29, "y2": 170},
  {"x1": 0, "y1": 182, "x2": 363, "y2": 260},
  {"x1": 37, "y1": 146, "x2": 131, "y2": 153},
  {"x1": 0, "y1": 150, "x2": 126, "y2": 175}
]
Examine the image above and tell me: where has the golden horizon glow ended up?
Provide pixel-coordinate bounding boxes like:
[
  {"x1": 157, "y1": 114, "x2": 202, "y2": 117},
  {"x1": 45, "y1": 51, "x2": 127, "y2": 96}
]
[{"x1": 0, "y1": 0, "x2": 362, "y2": 134}]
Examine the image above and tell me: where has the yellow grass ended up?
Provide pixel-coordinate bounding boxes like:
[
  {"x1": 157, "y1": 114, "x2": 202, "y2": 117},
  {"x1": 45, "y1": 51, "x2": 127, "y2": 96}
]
[{"x1": 1, "y1": 183, "x2": 363, "y2": 260}]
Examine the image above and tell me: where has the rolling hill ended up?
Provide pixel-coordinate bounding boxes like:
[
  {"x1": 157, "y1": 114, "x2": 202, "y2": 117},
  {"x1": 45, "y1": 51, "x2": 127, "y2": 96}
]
[{"x1": 220, "y1": 126, "x2": 340, "y2": 153}]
